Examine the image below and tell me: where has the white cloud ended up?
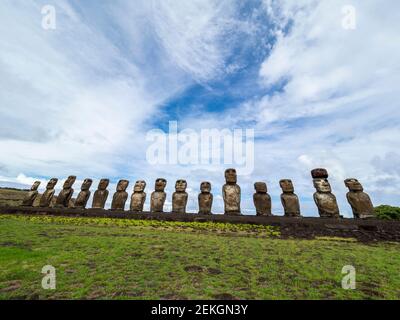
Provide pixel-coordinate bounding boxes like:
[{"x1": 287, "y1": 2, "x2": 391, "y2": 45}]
[{"x1": 0, "y1": 0, "x2": 241, "y2": 178}]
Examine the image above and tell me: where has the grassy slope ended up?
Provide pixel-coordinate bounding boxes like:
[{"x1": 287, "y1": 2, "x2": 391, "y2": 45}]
[
  {"x1": 0, "y1": 215, "x2": 399, "y2": 300},
  {"x1": 0, "y1": 189, "x2": 28, "y2": 207}
]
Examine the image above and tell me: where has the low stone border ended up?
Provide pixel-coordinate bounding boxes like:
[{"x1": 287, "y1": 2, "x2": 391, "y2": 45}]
[{"x1": 1, "y1": 206, "x2": 400, "y2": 242}]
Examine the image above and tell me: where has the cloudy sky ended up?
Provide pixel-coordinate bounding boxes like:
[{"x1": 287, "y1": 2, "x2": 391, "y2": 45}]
[{"x1": 1, "y1": 0, "x2": 399, "y2": 216}]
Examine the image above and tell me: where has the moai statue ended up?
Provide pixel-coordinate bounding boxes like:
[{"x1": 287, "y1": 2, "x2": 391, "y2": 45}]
[
  {"x1": 111, "y1": 180, "x2": 129, "y2": 210},
  {"x1": 280, "y1": 179, "x2": 301, "y2": 217},
  {"x1": 130, "y1": 180, "x2": 147, "y2": 212},
  {"x1": 312, "y1": 169, "x2": 340, "y2": 218},
  {"x1": 150, "y1": 178, "x2": 167, "y2": 212},
  {"x1": 91, "y1": 179, "x2": 110, "y2": 209},
  {"x1": 172, "y1": 180, "x2": 188, "y2": 213},
  {"x1": 55, "y1": 175, "x2": 77, "y2": 208},
  {"x1": 198, "y1": 182, "x2": 213, "y2": 215},
  {"x1": 39, "y1": 178, "x2": 58, "y2": 207},
  {"x1": 253, "y1": 182, "x2": 272, "y2": 216},
  {"x1": 74, "y1": 179, "x2": 93, "y2": 209},
  {"x1": 344, "y1": 178, "x2": 375, "y2": 219},
  {"x1": 222, "y1": 168, "x2": 241, "y2": 215},
  {"x1": 21, "y1": 181, "x2": 41, "y2": 206}
]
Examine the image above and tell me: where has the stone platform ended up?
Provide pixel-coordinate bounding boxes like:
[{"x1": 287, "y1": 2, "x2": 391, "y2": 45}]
[{"x1": 1, "y1": 206, "x2": 400, "y2": 242}]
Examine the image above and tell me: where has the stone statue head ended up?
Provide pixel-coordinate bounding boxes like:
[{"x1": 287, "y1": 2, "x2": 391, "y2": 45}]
[
  {"x1": 280, "y1": 179, "x2": 294, "y2": 193},
  {"x1": 225, "y1": 168, "x2": 237, "y2": 184},
  {"x1": 344, "y1": 178, "x2": 364, "y2": 192},
  {"x1": 63, "y1": 175, "x2": 76, "y2": 189},
  {"x1": 155, "y1": 178, "x2": 167, "y2": 192},
  {"x1": 134, "y1": 180, "x2": 146, "y2": 192},
  {"x1": 98, "y1": 179, "x2": 110, "y2": 190},
  {"x1": 313, "y1": 178, "x2": 332, "y2": 193},
  {"x1": 81, "y1": 179, "x2": 93, "y2": 191},
  {"x1": 254, "y1": 182, "x2": 267, "y2": 193},
  {"x1": 31, "y1": 181, "x2": 41, "y2": 191},
  {"x1": 116, "y1": 179, "x2": 129, "y2": 192},
  {"x1": 200, "y1": 181, "x2": 211, "y2": 193},
  {"x1": 46, "y1": 178, "x2": 58, "y2": 189},
  {"x1": 311, "y1": 168, "x2": 328, "y2": 179},
  {"x1": 175, "y1": 180, "x2": 187, "y2": 192}
]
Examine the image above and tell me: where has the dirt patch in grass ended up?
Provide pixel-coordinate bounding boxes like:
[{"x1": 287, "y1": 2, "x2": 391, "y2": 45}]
[
  {"x1": 184, "y1": 265, "x2": 204, "y2": 273},
  {"x1": 359, "y1": 283, "x2": 387, "y2": 299},
  {"x1": 207, "y1": 267, "x2": 222, "y2": 275},
  {"x1": 1, "y1": 280, "x2": 22, "y2": 293}
]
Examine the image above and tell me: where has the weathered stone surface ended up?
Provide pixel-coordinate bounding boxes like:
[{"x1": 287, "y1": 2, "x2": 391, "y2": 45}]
[
  {"x1": 223, "y1": 168, "x2": 241, "y2": 215},
  {"x1": 21, "y1": 181, "x2": 41, "y2": 207},
  {"x1": 92, "y1": 179, "x2": 110, "y2": 209},
  {"x1": 280, "y1": 179, "x2": 301, "y2": 217},
  {"x1": 313, "y1": 177, "x2": 340, "y2": 218},
  {"x1": 111, "y1": 180, "x2": 129, "y2": 211},
  {"x1": 130, "y1": 180, "x2": 146, "y2": 212},
  {"x1": 74, "y1": 179, "x2": 93, "y2": 209},
  {"x1": 345, "y1": 178, "x2": 375, "y2": 219},
  {"x1": 172, "y1": 179, "x2": 188, "y2": 213},
  {"x1": 150, "y1": 178, "x2": 167, "y2": 212},
  {"x1": 39, "y1": 178, "x2": 58, "y2": 207},
  {"x1": 198, "y1": 182, "x2": 213, "y2": 215},
  {"x1": 253, "y1": 182, "x2": 272, "y2": 216},
  {"x1": 55, "y1": 176, "x2": 76, "y2": 208}
]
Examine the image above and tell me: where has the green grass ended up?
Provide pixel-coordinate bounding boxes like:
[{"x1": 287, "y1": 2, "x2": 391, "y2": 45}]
[
  {"x1": 0, "y1": 214, "x2": 399, "y2": 300},
  {"x1": 375, "y1": 205, "x2": 400, "y2": 220}
]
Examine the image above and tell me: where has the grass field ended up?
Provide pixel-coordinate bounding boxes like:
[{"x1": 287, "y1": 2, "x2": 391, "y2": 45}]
[
  {"x1": 0, "y1": 189, "x2": 28, "y2": 207},
  {"x1": 0, "y1": 214, "x2": 399, "y2": 300}
]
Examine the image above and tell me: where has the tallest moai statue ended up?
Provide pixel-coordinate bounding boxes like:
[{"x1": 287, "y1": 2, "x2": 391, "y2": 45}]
[{"x1": 223, "y1": 168, "x2": 241, "y2": 215}]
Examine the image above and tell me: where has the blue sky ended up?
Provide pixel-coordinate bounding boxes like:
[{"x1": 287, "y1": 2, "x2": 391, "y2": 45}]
[{"x1": 1, "y1": 0, "x2": 400, "y2": 216}]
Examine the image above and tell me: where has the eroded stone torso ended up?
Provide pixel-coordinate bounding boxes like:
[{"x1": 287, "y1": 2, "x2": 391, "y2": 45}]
[
  {"x1": 111, "y1": 192, "x2": 128, "y2": 210},
  {"x1": 74, "y1": 190, "x2": 91, "y2": 208},
  {"x1": 92, "y1": 190, "x2": 109, "y2": 209},
  {"x1": 346, "y1": 192, "x2": 374, "y2": 219},
  {"x1": 314, "y1": 192, "x2": 340, "y2": 218},
  {"x1": 130, "y1": 192, "x2": 146, "y2": 211},
  {"x1": 172, "y1": 192, "x2": 188, "y2": 213},
  {"x1": 151, "y1": 191, "x2": 166, "y2": 212},
  {"x1": 281, "y1": 194, "x2": 301, "y2": 217},
  {"x1": 253, "y1": 193, "x2": 272, "y2": 216},
  {"x1": 223, "y1": 184, "x2": 241, "y2": 214},
  {"x1": 198, "y1": 193, "x2": 213, "y2": 215}
]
